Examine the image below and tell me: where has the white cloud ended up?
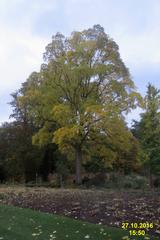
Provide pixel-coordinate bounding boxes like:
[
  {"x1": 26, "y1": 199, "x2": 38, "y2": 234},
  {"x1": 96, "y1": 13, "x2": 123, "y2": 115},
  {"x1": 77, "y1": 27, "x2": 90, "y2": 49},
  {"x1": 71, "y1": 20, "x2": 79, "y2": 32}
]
[
  {"x1": 0, "y1": 26, "x2": 48, "y2": 91},
  {"x1": 113, "y1": 28, "x2": 160, "y2": 72},
  {"x1": 1, "y1": 0, "x2": 160, "y2": 123},
  {"x1": 0, "y1": 0, "x2": 58, "y2": 90}
]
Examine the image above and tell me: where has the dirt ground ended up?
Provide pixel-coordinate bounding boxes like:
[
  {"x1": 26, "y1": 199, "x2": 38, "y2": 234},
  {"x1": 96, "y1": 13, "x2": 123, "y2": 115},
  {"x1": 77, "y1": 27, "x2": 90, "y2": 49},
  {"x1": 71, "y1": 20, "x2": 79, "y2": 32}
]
[{"x1": 0, "y1": 186, "x2": 159, "y2": 238}]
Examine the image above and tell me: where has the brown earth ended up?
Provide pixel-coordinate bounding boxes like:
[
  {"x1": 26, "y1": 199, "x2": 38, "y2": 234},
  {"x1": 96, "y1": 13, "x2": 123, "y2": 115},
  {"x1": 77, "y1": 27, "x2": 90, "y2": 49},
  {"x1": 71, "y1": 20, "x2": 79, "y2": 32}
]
[{"x1": 0, "y1": 186, "x2": 159, "y2": 238}]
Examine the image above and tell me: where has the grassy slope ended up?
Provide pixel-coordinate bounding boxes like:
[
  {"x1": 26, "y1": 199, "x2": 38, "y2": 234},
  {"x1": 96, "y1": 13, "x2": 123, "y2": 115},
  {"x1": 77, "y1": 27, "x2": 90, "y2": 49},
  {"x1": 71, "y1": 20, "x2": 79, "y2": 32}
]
[{"x1": 0, "y1": 204, "x2": 149, "y2": 240}]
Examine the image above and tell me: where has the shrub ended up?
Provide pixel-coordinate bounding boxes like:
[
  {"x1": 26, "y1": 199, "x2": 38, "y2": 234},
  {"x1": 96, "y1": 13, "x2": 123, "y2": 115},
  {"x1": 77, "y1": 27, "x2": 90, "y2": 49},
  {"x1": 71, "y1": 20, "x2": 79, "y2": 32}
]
[
  {"x1": 153, "y1": 176, "x2": 160, "y2": 188},
  {"x1": 122, "y1": 174, "x2": 148, "y2": 189}
]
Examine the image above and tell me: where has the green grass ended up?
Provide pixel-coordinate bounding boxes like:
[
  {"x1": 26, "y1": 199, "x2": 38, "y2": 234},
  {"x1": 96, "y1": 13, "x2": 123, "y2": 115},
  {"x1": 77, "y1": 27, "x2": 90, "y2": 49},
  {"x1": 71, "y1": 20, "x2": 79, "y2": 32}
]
[{"x1": 0, "y1": 204, "x2": 151, "y2": 240}]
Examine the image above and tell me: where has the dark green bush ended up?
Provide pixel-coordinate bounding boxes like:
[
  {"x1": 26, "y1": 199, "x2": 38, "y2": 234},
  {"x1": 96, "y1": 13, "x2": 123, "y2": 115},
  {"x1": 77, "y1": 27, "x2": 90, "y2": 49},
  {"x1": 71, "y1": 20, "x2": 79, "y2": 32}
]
[{"x1": 121, "y1": 174, "x2": 148, "y2": 189}]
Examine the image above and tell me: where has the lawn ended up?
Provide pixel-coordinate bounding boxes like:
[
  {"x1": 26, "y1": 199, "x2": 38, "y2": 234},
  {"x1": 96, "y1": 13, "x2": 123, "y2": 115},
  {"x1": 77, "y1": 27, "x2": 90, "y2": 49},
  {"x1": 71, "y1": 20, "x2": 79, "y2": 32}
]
[{"x1": 0, "y1": 204, "x2": 148, "y2": 240}]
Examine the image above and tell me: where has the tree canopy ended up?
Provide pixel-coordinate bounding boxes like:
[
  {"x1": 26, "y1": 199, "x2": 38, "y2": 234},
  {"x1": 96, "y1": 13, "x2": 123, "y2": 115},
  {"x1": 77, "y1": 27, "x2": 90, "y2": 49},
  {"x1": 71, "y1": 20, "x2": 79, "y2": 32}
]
[{"x1": 16, "y1": 25, "x2": 141, "y2": 184}]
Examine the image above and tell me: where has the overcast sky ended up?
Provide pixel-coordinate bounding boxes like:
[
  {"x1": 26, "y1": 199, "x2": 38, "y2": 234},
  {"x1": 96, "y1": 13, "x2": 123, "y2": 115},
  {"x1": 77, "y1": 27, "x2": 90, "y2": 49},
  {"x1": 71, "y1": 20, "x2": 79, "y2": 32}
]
[{"x1": 0, "y1": 0, "x2": 160, "y2": 125}]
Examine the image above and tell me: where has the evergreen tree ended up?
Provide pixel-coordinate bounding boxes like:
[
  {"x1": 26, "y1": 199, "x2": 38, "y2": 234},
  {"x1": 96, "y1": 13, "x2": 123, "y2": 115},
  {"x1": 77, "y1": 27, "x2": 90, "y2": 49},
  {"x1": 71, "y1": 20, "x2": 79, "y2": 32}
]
[{"x1": 132, "y1": 83, "x2": 160, "y2": 186}]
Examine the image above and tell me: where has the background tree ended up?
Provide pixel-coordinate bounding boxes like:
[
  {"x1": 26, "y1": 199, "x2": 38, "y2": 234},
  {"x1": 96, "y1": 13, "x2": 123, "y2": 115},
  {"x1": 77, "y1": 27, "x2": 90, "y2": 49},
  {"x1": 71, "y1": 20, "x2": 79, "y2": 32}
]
[
  {"x1": 131, "y1": 83, "x2": 160, "y2": 187},
  {"x1": 5, "y1": 88, "x2": 45, "y2": 182},
  {"x1": 113, "y1": 135, "x2": 142, "y2": 174}
]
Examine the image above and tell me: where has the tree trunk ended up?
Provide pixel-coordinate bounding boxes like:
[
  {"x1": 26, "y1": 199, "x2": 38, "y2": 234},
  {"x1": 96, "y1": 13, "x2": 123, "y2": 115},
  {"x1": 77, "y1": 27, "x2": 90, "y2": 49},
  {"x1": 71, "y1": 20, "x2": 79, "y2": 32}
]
[
  {"x1": 59, "y1": 174, "x2": 63, "y2": 188},
  {"x1": 149, "y1": 168, "x2": 153, "y2": 189},
  {"x1": 75, "y1": 146, "x2": 82, "y2": 185}
]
